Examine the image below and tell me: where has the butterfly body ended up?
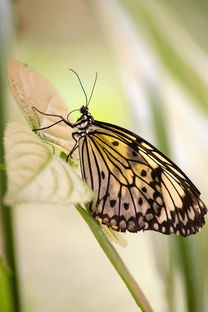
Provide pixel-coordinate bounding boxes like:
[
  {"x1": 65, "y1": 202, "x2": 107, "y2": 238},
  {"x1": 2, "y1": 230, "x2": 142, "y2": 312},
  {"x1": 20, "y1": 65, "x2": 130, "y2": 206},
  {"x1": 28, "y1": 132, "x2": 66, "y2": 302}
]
[{"x1": 67, "y1": 106, "x2": 207, "y2": 237}]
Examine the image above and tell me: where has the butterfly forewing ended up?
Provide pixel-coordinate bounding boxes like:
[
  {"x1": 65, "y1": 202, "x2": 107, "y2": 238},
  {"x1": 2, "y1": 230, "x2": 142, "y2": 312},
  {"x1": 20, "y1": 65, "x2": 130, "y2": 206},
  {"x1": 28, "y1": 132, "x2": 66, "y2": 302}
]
[{"x1": 78, "y1": 120, "x2": 207, "y2": 236}]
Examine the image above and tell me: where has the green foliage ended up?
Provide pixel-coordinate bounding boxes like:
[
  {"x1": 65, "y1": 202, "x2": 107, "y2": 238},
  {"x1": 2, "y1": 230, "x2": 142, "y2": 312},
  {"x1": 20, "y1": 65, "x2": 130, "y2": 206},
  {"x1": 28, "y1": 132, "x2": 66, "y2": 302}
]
[{"x1": 0, "y1": 257, "x2": 14, "y2": 312}]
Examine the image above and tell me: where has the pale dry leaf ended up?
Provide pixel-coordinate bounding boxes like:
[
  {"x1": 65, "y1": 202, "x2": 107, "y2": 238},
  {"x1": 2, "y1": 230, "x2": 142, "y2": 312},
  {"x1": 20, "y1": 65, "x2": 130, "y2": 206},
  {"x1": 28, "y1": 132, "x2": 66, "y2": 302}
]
[
  {"x1": 7, "y1": 60, "x2": 75, "y2": 155},
  {"x1": 4, "y1": 122, "x2": 93, "y2": 206},
  {"x1": 101, "y1": 225, "x2": 127, "y2": 247}
]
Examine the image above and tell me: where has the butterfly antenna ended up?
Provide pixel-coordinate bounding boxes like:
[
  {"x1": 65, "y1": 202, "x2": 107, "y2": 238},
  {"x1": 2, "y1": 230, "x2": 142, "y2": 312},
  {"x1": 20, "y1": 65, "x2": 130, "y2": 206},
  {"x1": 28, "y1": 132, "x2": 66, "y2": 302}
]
[
  {"x1": 68, "y1": 69, "x2": 88, "y2": 107},
  {"x1": 87, "y1": 71, "x2": 98, "y2": 106},
  {"x1": 66, "y1": 108, "x2": 80, "y2": 122}
]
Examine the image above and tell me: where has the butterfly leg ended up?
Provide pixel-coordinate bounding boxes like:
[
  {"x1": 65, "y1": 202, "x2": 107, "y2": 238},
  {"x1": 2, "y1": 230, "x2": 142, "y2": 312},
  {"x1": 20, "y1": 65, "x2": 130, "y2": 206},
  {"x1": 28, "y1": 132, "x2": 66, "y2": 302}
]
[
  {"x1": 33, "y1": 119, "x2": 65, "y2": 131},
  {"x1": 32, "y1": 106, "x2": 75, "y2": 131},
  {"x1": 66, "y1": 131, "x2": 80, "y2": 162}
]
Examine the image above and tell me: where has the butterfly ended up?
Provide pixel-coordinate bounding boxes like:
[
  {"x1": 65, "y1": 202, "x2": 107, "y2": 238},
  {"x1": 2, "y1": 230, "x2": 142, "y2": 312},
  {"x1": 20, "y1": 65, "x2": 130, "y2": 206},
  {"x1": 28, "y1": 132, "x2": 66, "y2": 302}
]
[{"x1": 33, "y1": 70, "x2": 207, "y2": 237}]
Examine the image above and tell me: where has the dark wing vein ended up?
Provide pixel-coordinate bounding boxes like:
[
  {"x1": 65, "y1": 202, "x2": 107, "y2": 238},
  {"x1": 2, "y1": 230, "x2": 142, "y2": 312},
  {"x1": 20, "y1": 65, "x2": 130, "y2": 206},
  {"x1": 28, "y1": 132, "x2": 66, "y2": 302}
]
[{"x1": 89, "y1": 140, "x2": 102, "y2": 206}]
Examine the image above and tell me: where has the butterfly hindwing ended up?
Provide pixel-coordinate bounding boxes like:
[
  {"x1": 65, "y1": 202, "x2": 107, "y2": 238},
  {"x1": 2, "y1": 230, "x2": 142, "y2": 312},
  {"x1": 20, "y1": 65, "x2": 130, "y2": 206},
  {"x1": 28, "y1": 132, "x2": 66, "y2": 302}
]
[{"x1": 78, "y1": 120, "x2": 207, "y2": 237}]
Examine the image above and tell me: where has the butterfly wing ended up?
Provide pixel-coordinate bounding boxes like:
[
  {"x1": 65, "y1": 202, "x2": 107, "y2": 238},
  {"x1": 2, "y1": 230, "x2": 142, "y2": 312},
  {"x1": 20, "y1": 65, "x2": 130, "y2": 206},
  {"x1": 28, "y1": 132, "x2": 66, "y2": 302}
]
[{"x1": 78, "y1": 120, "x2": 207, "y2": 236}]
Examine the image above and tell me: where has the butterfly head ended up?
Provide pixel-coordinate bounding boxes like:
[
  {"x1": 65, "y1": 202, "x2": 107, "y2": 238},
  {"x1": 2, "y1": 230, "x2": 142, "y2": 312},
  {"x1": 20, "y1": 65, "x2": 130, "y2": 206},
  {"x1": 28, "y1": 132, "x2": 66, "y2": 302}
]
[
  {"x1": 80, "y1": 105, "x2": 89, "y2": 115},
  {"x1": 75, "y1": 105, "x2": 94, "y2": 130}
]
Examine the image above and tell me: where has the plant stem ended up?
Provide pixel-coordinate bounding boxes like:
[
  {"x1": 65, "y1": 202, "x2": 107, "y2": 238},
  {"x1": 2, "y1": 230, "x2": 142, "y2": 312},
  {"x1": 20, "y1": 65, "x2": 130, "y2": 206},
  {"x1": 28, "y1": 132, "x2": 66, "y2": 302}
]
[
  {"x1": 76, "y1": 204, "x2": 153, "y2": 312},
  {"x1": 0, "y1": 0, "x2": 21, "y2": 311},
  {"x1": 2, "y1": 206, "x2": 21, "y2": 312}
]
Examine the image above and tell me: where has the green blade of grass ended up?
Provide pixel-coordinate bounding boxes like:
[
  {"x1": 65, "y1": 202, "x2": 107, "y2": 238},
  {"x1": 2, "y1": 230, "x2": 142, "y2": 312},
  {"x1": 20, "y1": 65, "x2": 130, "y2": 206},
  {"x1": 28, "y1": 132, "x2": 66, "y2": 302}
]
[
  {"x1": 147, "y1": 70, "x2": 200, "y2": 312},
  {"x1": 147, "y1": 86, "x2": 175, "y2": 312},
  {"x1": 113, "y1": 2, "x2": 205, "y2": 310},
  {"x1": 1, "y1": 206, "x2": 19, "y2": 312},
  {"x1": 0, "y1": 0, "x2": 20, "y2": 311},
  {"x1": 119, "y1": 0, "x2": 208, "y2": 114},
  {"x1": 0, "y1": 257, "x2": 15, "y2": 312}
]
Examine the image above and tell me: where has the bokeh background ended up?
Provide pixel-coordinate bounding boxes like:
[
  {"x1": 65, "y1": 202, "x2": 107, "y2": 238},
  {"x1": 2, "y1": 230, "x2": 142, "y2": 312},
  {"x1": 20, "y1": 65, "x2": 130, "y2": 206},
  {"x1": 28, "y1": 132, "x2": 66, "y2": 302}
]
[{"x1": 1, "y1": 1, "x2": 208, "y2": 312}]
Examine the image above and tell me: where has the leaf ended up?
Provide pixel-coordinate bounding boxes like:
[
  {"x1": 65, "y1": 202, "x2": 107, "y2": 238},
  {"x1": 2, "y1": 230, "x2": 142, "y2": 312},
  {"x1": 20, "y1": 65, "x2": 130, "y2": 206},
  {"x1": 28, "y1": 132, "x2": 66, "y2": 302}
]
[
  {"x1": 7, "y1": 60, "x2": 75, "y2": 155},
  {"x1": 4, "y1": 122, "x2": 93, "y2": 206},
  {"x1": 101, "y1": 225, "x2": 127, "y2": 247}
]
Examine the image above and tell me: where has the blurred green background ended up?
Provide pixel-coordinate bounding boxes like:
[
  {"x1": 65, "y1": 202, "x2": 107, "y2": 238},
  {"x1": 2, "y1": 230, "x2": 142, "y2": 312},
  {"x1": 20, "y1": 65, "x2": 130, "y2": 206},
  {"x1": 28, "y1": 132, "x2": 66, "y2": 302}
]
[{"x1": 1, "y1": 1, "x2": 208, "y2": 312}]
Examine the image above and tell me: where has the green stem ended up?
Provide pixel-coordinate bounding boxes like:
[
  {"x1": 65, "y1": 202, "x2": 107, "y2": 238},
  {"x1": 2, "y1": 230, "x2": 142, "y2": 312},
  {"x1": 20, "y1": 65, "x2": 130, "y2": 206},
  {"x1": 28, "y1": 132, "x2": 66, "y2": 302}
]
[
  {"x1": 2, "y1": 205, "x2": 21, "y2": 312},
  {"x1": 76, "y1": 204, "x2": 153, "y2": 312},
  {"x1": 0, "y1": 0, "x2": 20, "y2": 311}
]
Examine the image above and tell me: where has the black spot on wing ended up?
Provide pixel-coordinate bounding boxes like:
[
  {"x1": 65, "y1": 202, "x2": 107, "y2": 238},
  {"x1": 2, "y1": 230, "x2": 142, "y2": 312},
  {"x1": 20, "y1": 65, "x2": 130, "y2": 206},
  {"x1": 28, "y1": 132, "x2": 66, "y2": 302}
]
[
  {"x1": 110, "y1": 199, "x2": 116, "y2": 207},
  {"x1": 112, "y1": 141, "x2": 119, "y2": 146},
  {"x1": 124, "y1": 203, "x2": 129, "y2": 210},
  {"x1": 141, "y1": 169, "x2": 147, "y2": 177},
  {"x1": 138, "y1": 198, "x2": 143, "y2": 205}
]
